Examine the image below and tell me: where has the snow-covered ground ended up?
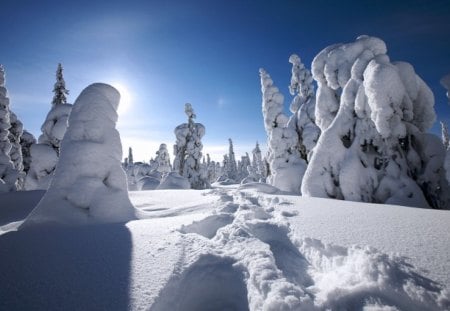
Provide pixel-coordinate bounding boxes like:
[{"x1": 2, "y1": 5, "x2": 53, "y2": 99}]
[{"x1": 1, "y1": 185, "x2": 449, "y2": 310}]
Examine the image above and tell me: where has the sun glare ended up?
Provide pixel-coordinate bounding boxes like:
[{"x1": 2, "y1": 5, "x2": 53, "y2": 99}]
[{"x1": 111, "y1": 82, "x2": 132, "y2": 115}]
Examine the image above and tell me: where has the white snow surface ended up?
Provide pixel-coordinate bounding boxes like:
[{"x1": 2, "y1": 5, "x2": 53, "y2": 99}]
[{"x1": 1, "y1": 185, "x2": 449, "y2": 310}]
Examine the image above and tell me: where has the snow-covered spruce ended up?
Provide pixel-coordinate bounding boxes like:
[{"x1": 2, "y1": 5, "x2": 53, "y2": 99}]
[
  {"x1": 251, "y1": 142, "x2": 266, "y2": 182},
  {"x1": 441, "y1": 121, "x2": 450, "y2": 151},
  {"x1": 20, "y1": 130, "x2": 36, "y2": 174},
  {"x1": 226, "y1": 138, "x2": 238, "y2": 181},
  {"x1": 173, "y1": 103, "x2": 208, "y2": 189},
  {"x1": 25, "y1": 64, "x2": 72, "y2": 190},
  {"x1": 52, "y1": 63, "x2": 69, "y2": 107},
  {"x1": 302, "y1": 35, "x2": 449, "y2": 209},
  {"x1": 155, "y1": 143, "x2": 171, "y2": 174},
  {"x1": 22, "y1": 83, "x2": 136, "y2": 227},
  {"x1": 287, "y1": 54, "x2": 321, "y2": 162},
  {"x1": 8, "y1": 111, "x2": 25, "y2": 188},
  {"x1": 260, "y1": 68, "x2": 306, "y2": 193},
  {"x1": 0, "y1": 65, "x2": 20, "y2": 192}
]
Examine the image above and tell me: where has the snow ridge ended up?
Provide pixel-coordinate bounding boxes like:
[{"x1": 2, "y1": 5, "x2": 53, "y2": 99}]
[{"x1": 150, "y1": 186, "x2": 450, "y2": 311}]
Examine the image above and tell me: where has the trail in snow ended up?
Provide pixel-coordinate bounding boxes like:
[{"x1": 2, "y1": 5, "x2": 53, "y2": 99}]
[{"x1": 150, "y1": 186, "x2": 450, "y2": 311}]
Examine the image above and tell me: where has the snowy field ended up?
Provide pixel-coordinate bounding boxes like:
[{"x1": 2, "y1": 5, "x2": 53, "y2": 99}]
[{"x1": 1, "y1": 185, "x2": 449, "y2": 310}]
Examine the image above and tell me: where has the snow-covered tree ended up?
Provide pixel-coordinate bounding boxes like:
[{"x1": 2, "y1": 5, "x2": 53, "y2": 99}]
[
  {"x1": 128, "y1": 147, "x2": 134, "y2": 165},
  {"x1": 173, "y1": 103, "x2": 208, "y2": 189},
  {"x1": 8, "y1": 111, "x2": 25, "y2": 188},
  {"x1": 52, "y1": 63, "x2": 69, "y2": 107},
  {"x1": 226, "y1": 138, "x2": 238, "y2": 181},
  {"x1": 0, "y1": 65, "x2": 20, "y2": 192},
  {"x1": 441, "y1": 121, "x2": 449, "y2": 150},
  {"x1": 252, "y1": 142, "x2": 266, "y2": 181},
  {"x1": 155, "y1": 143, "x2": 171, "y2": 173},
  {"x1": 237, "y1": 152, "x2": 251, "y2": 181},
  {"x1": 260, "y1": 68, "x2": 307, "y2": 193},
  {"x1": 302, "y1": 35, "x2": 449, "y2": 209},
  {"x1": 20, "y1": 130, "x2": 36, "y2": 174},
  {"x1": 25, "y1": 64, "x2": 72, "y2": 190},
  {"x1": 287, "y1": 54, "x2": 321, "y2": 161},
  {"x1": 22, "y1": 83, "x2": 136, "y2": 227}
]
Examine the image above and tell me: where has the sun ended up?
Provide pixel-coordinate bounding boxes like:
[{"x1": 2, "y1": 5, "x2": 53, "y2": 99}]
[{"x1": 111, "y1": 82, "x2": 132, "y2": 115}]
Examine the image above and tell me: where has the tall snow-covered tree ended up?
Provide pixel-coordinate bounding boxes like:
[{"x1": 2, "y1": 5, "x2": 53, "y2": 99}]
[
  {"x1": 52, "y1": 63, "x2": 69, "y2": 106},
  {"x1": 8, "y1": 111, "x2": 25, "y2": 188},
  {"x1": 23, "y1": 83, "x2": 136, "y2": 227},
  {"x1": 0, "y1": 65, "x2": 20, "y2": 192},
  {"x1": 25, "y1": 64, "x2": 72, "y2": 190},
  {"x1": 302, "y1": 35, "x2": 449, "y2": 209},
  {"x1": 260, "y1": 68, "x2": 307, "y2": 193},
  {"x1": 128, "y1": 147, "x2": 134, "y2": 165},
  {"x1": 173, "y1": 103, "x2": 208, "y2": 189},
  {"x1": 155, "y1": 143, "x2": 171, "y2": 173},
  {"x1": 441, "y1": 121, "x2": 449, "y2": 150},
  {"x1": 287, "y1": 54, "x2": 321, "y2": 161},
  {"x1": 227, "y1": 138, "x2": 238, "y2": 181},
  {"x1": 20, "y1": 130, "x2": 36, "y2": 174},
  {"x1": 252, "y1": 142, "x2": 265, "y2": 181}
]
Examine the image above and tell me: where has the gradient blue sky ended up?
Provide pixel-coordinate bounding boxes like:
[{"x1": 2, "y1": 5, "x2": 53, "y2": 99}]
[{"x1": 1, "y1": 0, "x2": 449, "y2": 161}]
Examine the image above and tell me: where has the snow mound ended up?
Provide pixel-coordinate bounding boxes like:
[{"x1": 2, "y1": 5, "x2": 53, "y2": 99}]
[
  {"x1": 22, "y1": 83, "x2": 136, "y2": 227},
  {"x1": 157, "y1": 172, "x2": 190, "y2": 190},
  {"x1": 238, "y1": 182, "x2": 281, "y2": 194},
  {"x1": 137, "y1": 176, "x2": 160, "y2": 191}
]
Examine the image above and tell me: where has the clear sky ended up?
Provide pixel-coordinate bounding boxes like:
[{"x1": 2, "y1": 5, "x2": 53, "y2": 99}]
[{"x1": 1, "y1": 0, "x2": 449, "y2": 162}]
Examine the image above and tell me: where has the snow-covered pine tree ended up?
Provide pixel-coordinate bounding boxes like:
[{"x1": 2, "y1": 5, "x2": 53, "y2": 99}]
[
  {"x1": 302, "y1": 35, "x2": 449, "y2": 209},
  {"x1": 227, "y1": 138, "x2": 238, "y2": 181},
  {"x1": 173, "y1": 103, "x2": 208, "y2": 189},
  {"x1": 155, "y1": 143, "x2": 171, "y2": 173},
  {"x1": 0, "y1": 65, "x2": 20, "y2": 192},
  {"x1": 287, "y1": 54, "x2": 321, "y2": 162},
  {"x1": 251, "y1": 142, "x2": 265, "y2": 181},
  {"x1": 22, "y1": 83, "x2": 136, "y2": 226},
  {"x1": 128, "y1": 147, "x2": 134, "y2": 165},
  {"x1": 441, "y1": 121, "x2": 449, "y2": 150},
  {"x1": 20, "y1": 130, "x2": 36, "y2": 174},
  {"x1": 25, "y1": 64, "x2": 72, "y2": 190},
  {"x1": 8, "y1": 111, "x2": 25, "y2": 188},
  {"x1": 52, "y1": 63, "x2": 69, "y2": 107},
  {"x1": 260, "y1": 68, "x2": 307, "y2": 193}
]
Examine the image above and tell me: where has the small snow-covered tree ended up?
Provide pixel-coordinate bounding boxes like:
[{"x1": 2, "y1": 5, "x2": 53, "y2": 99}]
[
  {"x1": 52, "y1": 63, "x2": 69, "y2": 107},
  {"x1": 173, "y1": 103, "x2": 208, "y2": 189},
  {"x1": 252, "y1": 142, "x2": 265, "y2": 181},
  {"x1": 237, "y1": 152, "x2": 251, "y2": 181},
  {"x1": 155, "y1": 143, "x2": 171, "y2": 173},
  {"x1": 22, "y1": 83, "x2": 136, "y2": 227},
  {"x1": 302, "y1": 35, "x2": 449, "y2": 208},
  {"x1": 20, "y1": 130, "x2": 36, "y2": 174},
  {"x1": 260, "y1": 68, "x2": 307, "y2": 193},
  {"x1": 25, "y1": 64, "x2": 72, "y2": 190},
  {"x1": 0, "y1": 65, "x2": 20, "y2": 192},
  {"x1": 226, "y1": 138, "x2": 238, "y2": 181},
  {"x1": 441, "y1": 121, "x2": 449, "y2": 150},
  {"x1": 128, "y1": 147, "x2": 134, "y2": 165},
  {"x1": 287, "y1": 54, "x2": 321, "y2": 161}
]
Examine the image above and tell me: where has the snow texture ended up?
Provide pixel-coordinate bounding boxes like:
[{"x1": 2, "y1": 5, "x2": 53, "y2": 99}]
[
  {"x1": 302, "y1": 35, "x2": 446, "y2": 208},
  {"x1": 22, "y1": 83, "x2": 136, "y2": 227},
  {"x1": 0, "y1": 65, "x2": 19, "y2": 192},
  {"x1": 1, "y1": 187, "x2": 449, "y2": 310},
  {"x1": 260, "y1": 68, "x2": 307, "y2": 194}
]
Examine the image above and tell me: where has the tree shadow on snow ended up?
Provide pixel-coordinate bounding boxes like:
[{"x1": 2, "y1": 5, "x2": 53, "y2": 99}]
[{"x1": 0, "y1": 223, "x2": 133, "y2": 311}]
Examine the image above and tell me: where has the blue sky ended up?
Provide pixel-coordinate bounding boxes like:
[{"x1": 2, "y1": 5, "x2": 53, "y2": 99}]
[{"x1": 1, "y1": 0, "x2": 449, "y2": 161}]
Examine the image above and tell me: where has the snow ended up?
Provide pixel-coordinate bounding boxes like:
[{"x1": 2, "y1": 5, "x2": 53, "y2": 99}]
[
  {"x1": 1, "y1": 186, "x2": 449, "y2": 310},
  {"x1": 157, "y1": 171, "x2": 190, "y2": 190},
  {"x1": 22, "y1": 83, "x2": 136, "y2": 227}
]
